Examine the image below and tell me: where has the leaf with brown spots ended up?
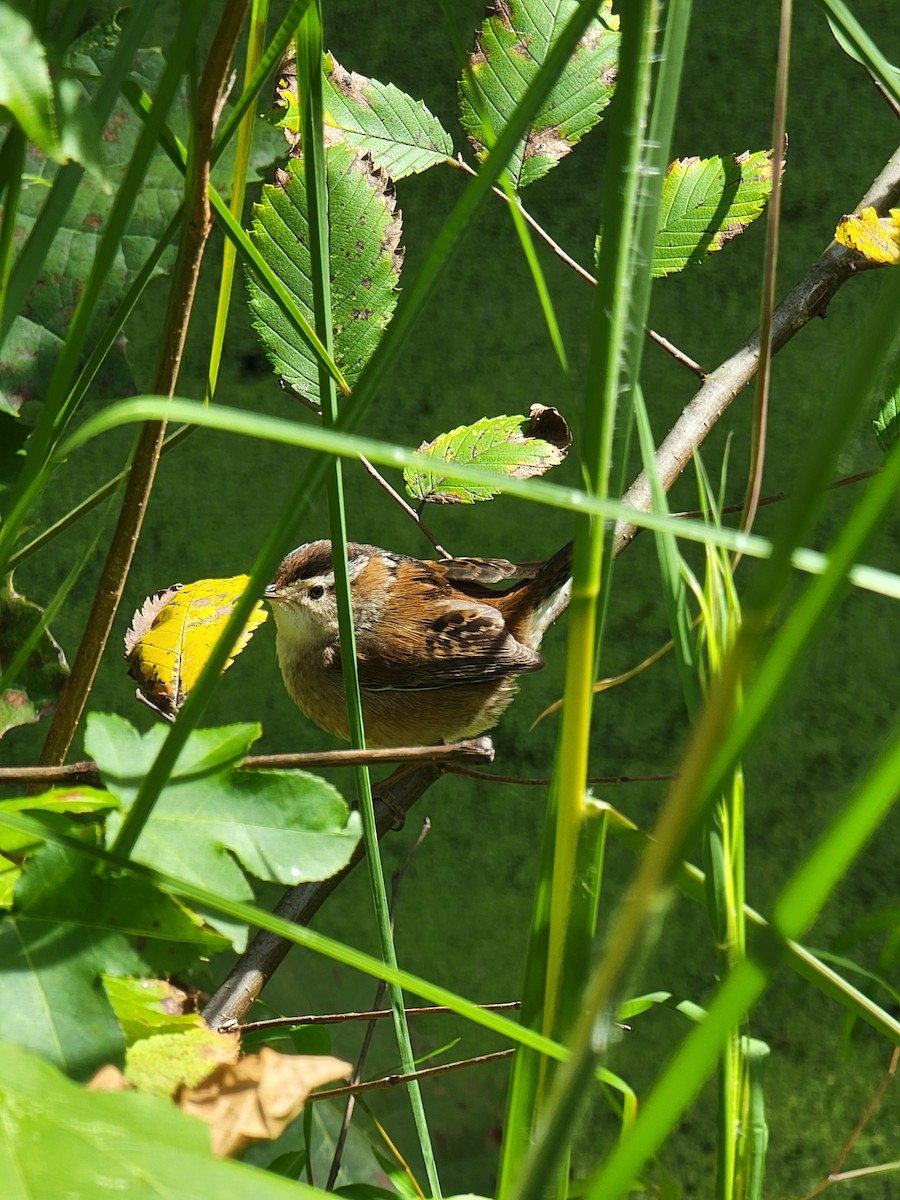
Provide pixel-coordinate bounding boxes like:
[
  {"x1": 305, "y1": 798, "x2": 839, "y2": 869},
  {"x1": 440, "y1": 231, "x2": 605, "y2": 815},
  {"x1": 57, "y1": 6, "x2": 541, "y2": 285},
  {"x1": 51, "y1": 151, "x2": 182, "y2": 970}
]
[
  {"x1": 459, "y1": 0, "x2": 619, "y2": 190},
  {"x1": 123, "y1": 576, "x2": 267, "y2": 721},
  {"x1": 246, "y1": 144, "x2": 404, "y2": 404},
  {"x1": 271, "y1": 51, "x2": 454, "y2": 180},
  {"x1": 617, "y1": 149, "x2": 781, "y2": 279},
  {"x1": 404, "y1": 405, "x2": 572, "y2": 503}
]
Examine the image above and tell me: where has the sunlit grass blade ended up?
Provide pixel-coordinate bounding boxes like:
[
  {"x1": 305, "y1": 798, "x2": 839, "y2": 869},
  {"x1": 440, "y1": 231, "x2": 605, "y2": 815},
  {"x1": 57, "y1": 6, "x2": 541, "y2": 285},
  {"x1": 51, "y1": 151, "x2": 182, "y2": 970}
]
[
  {"x1": 295, "y1": 6, "x2": 441, "y2": 1193},
  {"x1": 56, "y1": 392, "x2": 900, "y2": 606},
  {"x1": 205, "y1": 0, "x2": 269, "y2": 403},
  {"x1": 588, "y1": 715, "x2": 900, "y2": 1197}
]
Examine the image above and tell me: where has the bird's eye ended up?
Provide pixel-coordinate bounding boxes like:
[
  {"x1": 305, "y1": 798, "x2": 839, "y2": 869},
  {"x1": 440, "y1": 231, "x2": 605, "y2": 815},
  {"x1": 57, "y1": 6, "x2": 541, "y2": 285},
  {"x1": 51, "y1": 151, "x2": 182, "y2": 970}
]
[{"x1": 308, "y1": 584, "x2": 325, "y2": 601}]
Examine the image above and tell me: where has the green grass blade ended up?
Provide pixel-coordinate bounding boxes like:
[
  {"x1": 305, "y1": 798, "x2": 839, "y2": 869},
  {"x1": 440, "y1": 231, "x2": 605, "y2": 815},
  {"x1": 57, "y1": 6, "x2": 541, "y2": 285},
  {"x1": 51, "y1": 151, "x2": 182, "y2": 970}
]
[
  {"x1": 296, "y1": 8, "x2": 441, "y2": 1187},
  {"x1": 588, "y1": 722, "x2": 900, "y2": 1196},
  {"x1": 205, "y1": 0, "x2": 269, "y2": 402},
  {"x1": 56, "y1": 393, "x2": 900, "y2": 604}
]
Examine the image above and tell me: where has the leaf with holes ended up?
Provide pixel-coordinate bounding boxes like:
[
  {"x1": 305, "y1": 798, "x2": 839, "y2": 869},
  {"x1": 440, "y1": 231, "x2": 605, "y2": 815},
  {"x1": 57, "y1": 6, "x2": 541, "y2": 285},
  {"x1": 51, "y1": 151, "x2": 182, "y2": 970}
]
[
  {"x1": 614, "y1": 150, "x2": 778, "y2": 279},
  {"x1": 405, "y1": 405, "x2": 571, "y2": 504},
  {"x1": 123, "y1": 576, "x2": 267, "y2": 721},
  {"x1": 86, "y1": 716, "x2": 361, "y2": 949},
  {"x1": 246, "y1": 145, "x2": 403, "y2": 405},
  {"x1": 458, "y1": 0, "x2": 619, "y2": 190}
]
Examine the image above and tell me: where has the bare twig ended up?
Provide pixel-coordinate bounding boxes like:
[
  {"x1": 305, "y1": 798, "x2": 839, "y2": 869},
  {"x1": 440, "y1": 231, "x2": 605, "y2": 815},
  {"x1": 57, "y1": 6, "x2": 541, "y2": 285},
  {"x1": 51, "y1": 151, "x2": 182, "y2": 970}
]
[
  {"x1": 358, "y1": 455, "x2": 450, "y2": 557},
  {"x1": 739, "y1": 6, "x2": 791, "y2": 541},
  {"x1": 450, "y1": 153, "x2": 707, "y2": 377},
  {"x1": 233, "y1": 1001, "x2": 521, "y2": 1033},
  {"x1": 444, "y1": 766, "x2": 675, "y2": 786},
  {"x1": 0, "y1": 737, "x2": 494, "y2": 789},
  {"x1": 310, "y1": 1048, "x2": 514, "y2": 1102},
  {"x1": 673, "y1": 468, "x2": 877, "y2": 523},
  {"x1": 38, "y1": 0, "x2": 251, "y2": 767}
]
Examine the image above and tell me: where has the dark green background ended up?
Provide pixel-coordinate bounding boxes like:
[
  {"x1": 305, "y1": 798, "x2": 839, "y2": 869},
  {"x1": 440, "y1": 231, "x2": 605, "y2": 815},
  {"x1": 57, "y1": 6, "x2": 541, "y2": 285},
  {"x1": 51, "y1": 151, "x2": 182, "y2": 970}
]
[{"x1": 8, "y1": 1, "x2": 900, "y2": 1194}]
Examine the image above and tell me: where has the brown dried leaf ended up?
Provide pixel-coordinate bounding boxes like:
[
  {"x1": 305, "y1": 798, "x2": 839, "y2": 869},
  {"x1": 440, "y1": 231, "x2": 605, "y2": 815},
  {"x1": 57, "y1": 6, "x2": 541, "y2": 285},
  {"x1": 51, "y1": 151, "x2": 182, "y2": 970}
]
[{"x1": 178, "y1": 1047, "x2": 351, "y2": 1158}]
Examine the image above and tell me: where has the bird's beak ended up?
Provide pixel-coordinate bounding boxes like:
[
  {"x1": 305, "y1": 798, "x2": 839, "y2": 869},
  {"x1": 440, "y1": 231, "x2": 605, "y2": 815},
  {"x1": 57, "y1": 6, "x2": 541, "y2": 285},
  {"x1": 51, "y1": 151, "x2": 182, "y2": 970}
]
[{"x1": 264, "y1": 583, "x2": 280, "y2": 601}]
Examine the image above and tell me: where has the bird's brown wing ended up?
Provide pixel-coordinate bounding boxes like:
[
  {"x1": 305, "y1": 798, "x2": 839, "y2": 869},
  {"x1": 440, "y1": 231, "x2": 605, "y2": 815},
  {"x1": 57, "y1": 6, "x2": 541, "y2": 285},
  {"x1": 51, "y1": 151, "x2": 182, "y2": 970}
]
[{"x1": 334, "y1": 598, "x2": 545, "y2": 691}]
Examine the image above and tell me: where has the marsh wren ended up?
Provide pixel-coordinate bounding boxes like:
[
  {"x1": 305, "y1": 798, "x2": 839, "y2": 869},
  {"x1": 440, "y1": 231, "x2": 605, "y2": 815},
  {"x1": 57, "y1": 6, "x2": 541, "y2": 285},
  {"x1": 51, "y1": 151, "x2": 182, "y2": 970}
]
[{"x1": 265, "y1": 540, "x2": 573, "y2": 747}]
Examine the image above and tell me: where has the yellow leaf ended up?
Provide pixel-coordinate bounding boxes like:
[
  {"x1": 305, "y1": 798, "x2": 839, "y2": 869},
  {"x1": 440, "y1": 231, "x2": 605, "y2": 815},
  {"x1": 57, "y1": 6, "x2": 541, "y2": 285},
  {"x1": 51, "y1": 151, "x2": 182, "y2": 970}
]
[
  {"x1": 834, "y1": 206, "x2": 900, "y2": 264},
  {"x1": 124, "y1": 576, "x2": 267, "y2": 720}
]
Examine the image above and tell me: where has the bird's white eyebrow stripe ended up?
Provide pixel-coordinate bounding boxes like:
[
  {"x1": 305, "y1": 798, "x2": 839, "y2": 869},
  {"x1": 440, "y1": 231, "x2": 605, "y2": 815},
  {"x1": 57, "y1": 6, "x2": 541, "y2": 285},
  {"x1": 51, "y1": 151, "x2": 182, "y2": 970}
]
[{"x1": 313, "y1": 556, "x2": 369, "y2": 588}]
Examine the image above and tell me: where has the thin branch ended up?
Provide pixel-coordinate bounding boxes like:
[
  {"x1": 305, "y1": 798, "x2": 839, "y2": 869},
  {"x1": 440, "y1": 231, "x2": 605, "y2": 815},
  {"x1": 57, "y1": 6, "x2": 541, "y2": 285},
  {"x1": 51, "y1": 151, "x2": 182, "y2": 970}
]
[
  {"x1": 232, "y1": 1001, "x2": 521, "y2": 1033},
  {"x1": 614, "y1": 143, "x2": 900, "y2": 554},
  {"x1": 309, "y1": 1048, "x2": 514, "y2": 1102},
  {"x1": 0, "y1": 737, "x2": 495, "y2": 789},
  {"x1": 38, "y1": 0, "x2": 251, "y2": 767},
  {"x1": 739, "y1": 1, "x2": 791, "y2": 540},
  {"x1": 673, "y1": 468, "x2": 878, "y2": 523},
  {"x1": 444, "y1": 766, "x2": 675, "y2": 786},
  {"x1": 358, "y1": 455, "x2": 450, "y2": 557},
  {"x1": 450, "y1": 153, "x2": 707, "y2": 377},
  {"x1": 829, "y1": 1045, "x2": 898, "y2": 1177}
]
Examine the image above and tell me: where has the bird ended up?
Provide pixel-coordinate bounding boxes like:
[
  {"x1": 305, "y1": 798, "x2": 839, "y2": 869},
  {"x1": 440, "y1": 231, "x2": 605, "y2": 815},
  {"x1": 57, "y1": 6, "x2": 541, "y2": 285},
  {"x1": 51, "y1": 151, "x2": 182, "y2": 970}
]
[{"x1": 265, "y1": 540, "x2": 573, "y2": 747}]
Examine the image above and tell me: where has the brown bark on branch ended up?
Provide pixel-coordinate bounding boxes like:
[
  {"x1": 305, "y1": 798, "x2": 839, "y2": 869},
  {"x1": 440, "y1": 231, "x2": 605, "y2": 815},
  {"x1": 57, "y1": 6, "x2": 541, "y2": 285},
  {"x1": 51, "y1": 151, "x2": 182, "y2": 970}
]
[
  {"x1": 201, "y1": 143, "x2": 900, "y2": 1033},
  {"x1": 38, "y1": 0, "x2": 251, "y2": 767}
]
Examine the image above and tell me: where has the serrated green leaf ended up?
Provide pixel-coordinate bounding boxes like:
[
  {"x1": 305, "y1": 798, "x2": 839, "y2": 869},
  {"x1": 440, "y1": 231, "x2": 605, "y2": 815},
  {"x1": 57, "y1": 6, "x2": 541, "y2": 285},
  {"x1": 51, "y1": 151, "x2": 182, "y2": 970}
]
[
  {"x1": 272, "y1": 53, "x2": 454, "y2": 179},
  {"x1": 0, "y1": 1042, "x2": 319, "y2": 1198},
  {"x1": 86, "y1": 715, "x2": 361, "y2": 949},
  {"x1": 404, "y1": 407, "x2": 571, "y2": 504},
  {"x1": 0, "y1": 581, "x2": 68, "y2": 738},
  {"x1": 323, "y1": 53, "x2": 454, "y2": 177},
  {"x1": 637, "y1": 149, "x2": 776, "y2": 278},
  {"x1": 874, "y1": 357, "x2": 900, "y2": 452},
  {"x1": 458, "y1": 0, "x2": 619, "y2": 190},
  {"x1": 246, "y1": 146, "x2": 403, "y2": 404}
]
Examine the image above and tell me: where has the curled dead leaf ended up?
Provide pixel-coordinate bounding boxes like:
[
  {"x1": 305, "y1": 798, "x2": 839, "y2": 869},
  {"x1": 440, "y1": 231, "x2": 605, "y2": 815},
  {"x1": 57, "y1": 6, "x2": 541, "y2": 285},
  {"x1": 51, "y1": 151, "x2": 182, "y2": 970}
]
[{"x1": 178, "y1": 1046, "x2": 351, "y2": 1157}]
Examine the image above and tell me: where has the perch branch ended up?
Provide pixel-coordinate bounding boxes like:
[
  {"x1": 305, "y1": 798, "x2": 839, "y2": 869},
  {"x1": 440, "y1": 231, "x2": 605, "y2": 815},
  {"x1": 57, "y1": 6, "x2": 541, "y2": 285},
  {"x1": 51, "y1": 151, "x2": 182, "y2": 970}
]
[
  {"x1": 202, "y1": 761, "x2": 443, "y2": 1029},
  {"x1": 203, "y1": 143, "x2": 900, "y2": 1032},
  {"x1": 0, "y1": 737, "x2": 494, "y2": 788}
]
